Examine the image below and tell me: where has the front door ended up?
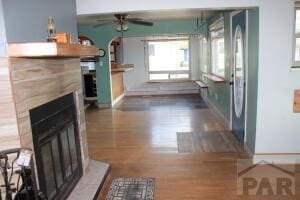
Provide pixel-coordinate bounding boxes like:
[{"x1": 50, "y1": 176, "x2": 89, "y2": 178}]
[{"x1": 231, "y1": 10, "x2": 247, "y2": 142}]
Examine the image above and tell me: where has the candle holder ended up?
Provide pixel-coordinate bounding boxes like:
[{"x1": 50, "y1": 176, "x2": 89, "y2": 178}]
[{"x1": 47, "y1": 16, "x2": 56, "y2": 42}]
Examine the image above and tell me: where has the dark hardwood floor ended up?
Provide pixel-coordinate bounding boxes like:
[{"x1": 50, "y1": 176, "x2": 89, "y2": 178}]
[{"x1": 85, "y1": 94, "x2": 299, "y2": 200}]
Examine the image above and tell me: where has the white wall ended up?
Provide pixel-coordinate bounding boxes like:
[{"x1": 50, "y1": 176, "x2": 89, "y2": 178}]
[
  {"x1": 254, "y1": 0, "x2": 300, "y2": 153},
  {"x1": 122, "y1": 37, "x2": 146, "y2": 91},
  {"x1": 122, "y1": 37, "x2": 199, "y2": 95},
  {"x1": 76, "y1": 0, "x2": 300, "y2": 154},
  {"x1": 0, "y1": 0, "x2": 7, "y2": 57}
]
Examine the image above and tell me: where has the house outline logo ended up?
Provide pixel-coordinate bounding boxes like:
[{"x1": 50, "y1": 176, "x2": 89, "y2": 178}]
[{"x1": 237, "y1": 160, "x2": 295, "y2": 196}]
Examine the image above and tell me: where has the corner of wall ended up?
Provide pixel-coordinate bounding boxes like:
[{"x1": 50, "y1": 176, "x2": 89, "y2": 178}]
[{"x1": 0, "y1": 0, "x2": 7, "y2": 57}]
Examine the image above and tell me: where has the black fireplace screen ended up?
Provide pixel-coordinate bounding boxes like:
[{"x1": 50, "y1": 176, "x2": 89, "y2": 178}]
[{"x1": 30, "y1": 93, "x2": 82, "y2": 200}]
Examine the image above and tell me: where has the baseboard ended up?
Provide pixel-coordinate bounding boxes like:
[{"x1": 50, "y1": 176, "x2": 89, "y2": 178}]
[
  {"x1": 97, "y1": 103, "x2": 111, "y2": 108},
  {"x1": 242, "y1": 143, "x2": 300, "y2": 165},
  {"x1": 252, "y1": 154, "x2": 300, "y2": 164},
  {"x1": 112, "y1": 93, "x2": 125, "y2": 107},
  {"x1": 243, "y1": 143, "x2": 300, "y2": 164},
  {"x1": 203, "y1": 97, "x2": 230, "y2": 129},
  {"x1": 125, "y1": 89, "x2": 199, "y2": 96},
  {"x1": 244, "y1": 143, "x2": 254, "y2": 159}
]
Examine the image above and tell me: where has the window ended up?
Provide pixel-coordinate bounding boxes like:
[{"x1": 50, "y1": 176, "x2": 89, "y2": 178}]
[
  {"x1": 210, "y1": 18, "x2": 225, "y2": 77},
  {"x1": 199, "y1": 37, "x2": 208, "y2": 74},
  {"x1": 147, "y1": 39, "x2": 190, "y2": 81},
  {"x1": 294, "y1": 5, "x2": 300, "y2": 67}
]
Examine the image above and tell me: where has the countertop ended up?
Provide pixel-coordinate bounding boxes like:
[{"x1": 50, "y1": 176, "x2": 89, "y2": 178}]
[{"x1": 111, "y1": 67, "x2": 134, "y2": 73}]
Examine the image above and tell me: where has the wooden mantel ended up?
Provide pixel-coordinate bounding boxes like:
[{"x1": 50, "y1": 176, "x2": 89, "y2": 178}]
[{"x1": 8, "y1": 42, "x2": 99, "y2": 58}]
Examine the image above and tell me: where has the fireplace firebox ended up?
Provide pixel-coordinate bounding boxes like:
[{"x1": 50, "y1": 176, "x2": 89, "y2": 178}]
[{"x1": 30, "y1": 93, "x2": 82, "y2": 200}]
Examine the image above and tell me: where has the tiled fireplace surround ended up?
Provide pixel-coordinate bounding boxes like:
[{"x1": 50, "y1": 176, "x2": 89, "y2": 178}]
[{"x1": 0, "y1": 57, "x2": 107, "y2": 199}]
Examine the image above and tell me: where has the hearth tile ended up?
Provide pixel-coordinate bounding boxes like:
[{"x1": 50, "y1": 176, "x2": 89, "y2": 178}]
[{"x1": 67, "y1": 159, "x2": 110, "y2": 200}]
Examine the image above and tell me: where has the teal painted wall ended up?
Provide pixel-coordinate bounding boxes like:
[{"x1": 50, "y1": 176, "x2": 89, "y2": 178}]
[
  {"x1": 245, "y1": 8, "x2": 259, "y2": 152},
  {"x1": 79, "y1": 19, "x2": 207, "y2": 104},
  {"x1": 203, "y1": 12, "x2": 231, "y2": 120}
]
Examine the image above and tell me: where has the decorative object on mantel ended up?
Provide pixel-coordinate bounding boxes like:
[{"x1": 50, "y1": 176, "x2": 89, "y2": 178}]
[
  {"x1": 55, "y1": 32, "x2": 72, "y2": 44},
  {"x1": 47, "y1": 16, "x2": 56, "y2": 42},
  {"x1": 294, "y1": 90, "x2": 300, "y2": 113},
  {"x1": 105, "y1": 178, "x2": 155, "y2": 200}
]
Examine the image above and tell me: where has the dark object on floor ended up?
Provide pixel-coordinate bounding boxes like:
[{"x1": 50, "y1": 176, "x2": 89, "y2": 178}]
[
  {"x1": 0, "y1": 148, "x2": 46, "y2": 200},
  {"x1": 116, "y1": 94, "x2": 208, "y2": 112},
  {"x1": 84, "y1": 74, "x2": 97, "y2": 97},
  {"x1": 105, "y1": 178, "x2": 155, "y2": 200}
]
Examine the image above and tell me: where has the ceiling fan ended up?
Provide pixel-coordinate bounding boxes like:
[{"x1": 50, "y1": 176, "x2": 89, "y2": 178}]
[{"x1": 93, "y1": 14, "x2": 154, "y2": 32}]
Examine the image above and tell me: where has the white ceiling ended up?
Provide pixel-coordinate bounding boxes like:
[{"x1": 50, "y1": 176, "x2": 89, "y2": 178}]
[{"x1": 77, "y1": 9, "x2": 219, "y2": 25}]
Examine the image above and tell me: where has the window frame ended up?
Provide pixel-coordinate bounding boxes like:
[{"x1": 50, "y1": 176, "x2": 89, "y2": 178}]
[
  {"x1": 209, "y1": 17, "x2": 226, "y2": 78},
  {"x1": 145, "y1": 38, "x2": 191, "y2": 82},
  {"x1": 199, "y1": 35, "x2": 209, "y2": 74},
  {"x1": 293, "y1": 5, "x2": 300, "y2": 68}
]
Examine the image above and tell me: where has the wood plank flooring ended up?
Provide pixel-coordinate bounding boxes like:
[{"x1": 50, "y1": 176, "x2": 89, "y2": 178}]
[
  {"x1": 177, "y1": 131, "x2": 243, "y2": 153},
  {"x1": 85, "y1": 94, "x2": 300, "y2": 200}
]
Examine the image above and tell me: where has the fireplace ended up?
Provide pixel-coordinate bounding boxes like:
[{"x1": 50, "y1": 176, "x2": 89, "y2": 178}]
[{"x1": 30, "y1": 93, "x2": 82, "y2": 200}]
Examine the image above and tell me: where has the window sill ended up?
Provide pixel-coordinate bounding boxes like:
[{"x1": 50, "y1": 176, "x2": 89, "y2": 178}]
[
  {"x1": 194, "y1": 80, "x2": 208, "y2": 88},
  {"x1": 147, "y1": 79, "x2": 192, "y2": 83},
  {"x1": 291, "y1": 67, "x2": 300, "y2": 72},
  {"x1": 203, "y1": 74, "x2": 226, "y2": 83}
]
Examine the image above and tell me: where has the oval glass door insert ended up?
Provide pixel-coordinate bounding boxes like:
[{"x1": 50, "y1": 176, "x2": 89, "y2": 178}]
[{"x1": 233, "y1": 25, "x2": 245, "y2": 118}]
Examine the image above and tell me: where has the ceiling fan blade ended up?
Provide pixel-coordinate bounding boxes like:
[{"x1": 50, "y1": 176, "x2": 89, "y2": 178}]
[
  {"x1": 127, "y1": 18, "x2": 143, "y2": 21},
  {"x1": 129, "y1": 20, "x2": 153, "y2": 26},
  {"x1": 96, "y1": 19, "x2": 115, "y2": 22},
  {"x1": 93, "y1": 21, "x2": 115, "y2": 28}
]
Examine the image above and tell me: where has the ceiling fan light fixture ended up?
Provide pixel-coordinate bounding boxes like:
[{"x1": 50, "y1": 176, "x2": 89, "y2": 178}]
[{"x1": 115, "y1": 22, "x2": 129, "y2": 32}]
